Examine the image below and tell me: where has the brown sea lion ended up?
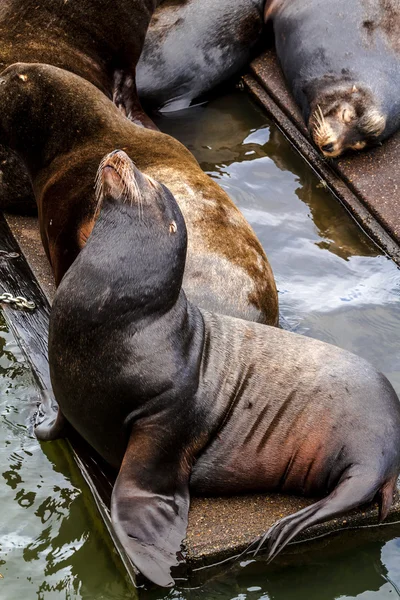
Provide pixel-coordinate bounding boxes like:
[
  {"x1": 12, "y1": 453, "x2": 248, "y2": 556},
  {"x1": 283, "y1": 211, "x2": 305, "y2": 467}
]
[
  {"x1": 0, "y1": 62, "x2": 278, "y2": 326},
  {"x1": 266, "y1": 0, "x2": 400, "y2": 157},
  {"x1": 48, "y1": 148, "x2": 400, "y2": 587},
  {"x1": 0, "y1": 0, "x2": 159, "y2": 211},
  {"x1": 137, "y1": 0, "x2": 267, "y2": 112}
]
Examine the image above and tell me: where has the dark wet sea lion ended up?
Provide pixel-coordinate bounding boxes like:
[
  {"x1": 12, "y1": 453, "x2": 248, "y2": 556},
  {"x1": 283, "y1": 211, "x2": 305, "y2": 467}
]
[
  {"x1": 48, "y1": 149, "x2": 400, "y2": 587},
  {"x1": 137, "y1": 0, "x2": 266, "y2": 112},
  {"x1": 0, "y1": 62, "x2": 278, "y2": 325},
  {"x1": 0, "y1": 0, "x2": 158, "y2": 211},
  {"x1": 266, "y1": 0, "x2": 400, "y2": 157}
]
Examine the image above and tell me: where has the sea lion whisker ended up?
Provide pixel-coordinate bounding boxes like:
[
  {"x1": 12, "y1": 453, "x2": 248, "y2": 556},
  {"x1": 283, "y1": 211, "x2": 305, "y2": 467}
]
[
  {"x1": 313, "y1": 114, "x2": 323, "y2": 128},
  {"x1": 95, "y1": 152, "x2": 146, "y2": 219},
  {"x1": 312, "y1": 106, "x2": 330, "y2": 142},
  {"x1": 94, "y1": 158, "x2": 108, "y2": 218}
]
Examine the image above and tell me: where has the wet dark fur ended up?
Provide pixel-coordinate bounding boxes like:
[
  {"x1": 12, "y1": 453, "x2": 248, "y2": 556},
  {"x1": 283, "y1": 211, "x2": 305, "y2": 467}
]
[
  {"x1": 268, "y1": 0, "x2": 400, "y2": 153},
  {"x1": 48, "y1": 151, "x2": 400, "y2": 587},
  {"x1": 137, "y1": 0, "x2": 266, "y2": 112}
]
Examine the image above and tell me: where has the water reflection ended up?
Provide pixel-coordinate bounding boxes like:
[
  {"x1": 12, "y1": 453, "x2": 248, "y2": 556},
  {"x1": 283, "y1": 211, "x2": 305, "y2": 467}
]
[
  {"x1": 154, "y1": 93, "x2": 377, "y2": 261},
  {"x1": 143, "y1": 527, "x2": 400, "y2": 600},
  {"x1": 0, "y1": 315, "x2": 135, "y2": 599}
]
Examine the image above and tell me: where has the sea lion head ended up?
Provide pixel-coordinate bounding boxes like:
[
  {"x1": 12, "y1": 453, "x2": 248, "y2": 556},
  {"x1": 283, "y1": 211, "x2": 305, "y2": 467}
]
[
  {"x1": 309, "y1": 84, "x2": 386, "y2": 158},
  {"x1": 95, "y1": 149, "x2": 185, "y2": 234},
  {"x1": 91, "y1": 149, "x2": 188, "y2": 313},
  {"x1": 0, "y1": 62, "x2": 98, "y2": 173}
]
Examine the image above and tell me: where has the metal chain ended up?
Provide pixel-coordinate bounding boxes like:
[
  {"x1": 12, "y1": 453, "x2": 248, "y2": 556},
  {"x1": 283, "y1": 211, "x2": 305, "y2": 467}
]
[
  {"x1": 0, "y1": 250, "x2": 19, "y2": 258},
  {"x1": 0, "y1": 292, "x2": 35, "y2": 311}
]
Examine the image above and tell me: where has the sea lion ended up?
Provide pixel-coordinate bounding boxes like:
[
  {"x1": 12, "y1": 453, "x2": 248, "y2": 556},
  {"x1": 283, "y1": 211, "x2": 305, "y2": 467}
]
[
  {"x1": 0, "y1": 62, "x2": 278, "y2": 326},
  {"x1": 48, "y1": 148, "x2": 400, "y2": 587},
  {"x1": 0, "y1": 0, "x2": 159, "y2": 118},
  {"x1": 266, "y1": 0, "x2": 400, "y2": 157},
  {"x1": 0, "y1": 0, "x2": 158, "y2": 211},
  {"x1": 137, "y1": 0, "x2": 266, "y2": 112}
]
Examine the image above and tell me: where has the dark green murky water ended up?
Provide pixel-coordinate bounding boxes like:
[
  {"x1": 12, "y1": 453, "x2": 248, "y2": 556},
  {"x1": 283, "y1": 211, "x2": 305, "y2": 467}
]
[
  {"x1": 1, "y1": 89, "x2": 400, "y2": 598},
  {"x1": 0, "y1": 319, "x2": 136, "y2": 598}
]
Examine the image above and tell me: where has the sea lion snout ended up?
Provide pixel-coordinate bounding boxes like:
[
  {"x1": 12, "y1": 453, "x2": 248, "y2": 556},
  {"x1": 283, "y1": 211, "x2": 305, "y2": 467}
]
[
  {"x1": 94, "y1": 150, "x2": 186, "y2": 242},
  {"x1": 95, "y1": 149, "x2": 159, "y2": 213}
]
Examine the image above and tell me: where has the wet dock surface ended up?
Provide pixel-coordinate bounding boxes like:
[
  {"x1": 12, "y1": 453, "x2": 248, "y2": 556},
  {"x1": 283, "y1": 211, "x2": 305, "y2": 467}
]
[{"x1": 244, "y1": 48, "x2": 400, "y2": 265}]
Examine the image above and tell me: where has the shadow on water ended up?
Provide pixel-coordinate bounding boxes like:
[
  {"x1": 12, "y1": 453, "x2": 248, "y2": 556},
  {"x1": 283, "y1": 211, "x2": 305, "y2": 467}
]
[{"x1": 1, "y1": 87, "x2": 400, "y2": 599}]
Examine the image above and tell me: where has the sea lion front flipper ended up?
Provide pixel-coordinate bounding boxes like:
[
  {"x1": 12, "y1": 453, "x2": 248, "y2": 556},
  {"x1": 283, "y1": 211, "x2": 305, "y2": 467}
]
[
  {"x1": 34, "y1": 389, "x2": 67, "y2": 441},
  {"x1": 111, "y1": 425, "x2": 191, "y2": 587}
]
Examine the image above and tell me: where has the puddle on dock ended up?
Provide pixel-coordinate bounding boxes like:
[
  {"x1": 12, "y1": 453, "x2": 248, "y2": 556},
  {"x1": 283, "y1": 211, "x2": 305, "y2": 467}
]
[{"x1": 1, "y1": 88, "x2": 400, "y2": 598}]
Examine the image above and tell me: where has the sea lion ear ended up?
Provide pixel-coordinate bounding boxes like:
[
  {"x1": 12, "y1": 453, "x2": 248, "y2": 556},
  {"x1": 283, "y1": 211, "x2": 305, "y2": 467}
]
[{"x1": 111, "y1": 426, "x2": 191, "y2": 587}]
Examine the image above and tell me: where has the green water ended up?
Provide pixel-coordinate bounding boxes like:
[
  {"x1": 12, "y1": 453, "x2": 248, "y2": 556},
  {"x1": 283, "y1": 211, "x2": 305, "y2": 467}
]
[
  {"x1": 1, "y1": 89, "x2": 400, "y2": 598},
  {"x1": 0, "y1": 318, "x2": 136, "y2": 599}
]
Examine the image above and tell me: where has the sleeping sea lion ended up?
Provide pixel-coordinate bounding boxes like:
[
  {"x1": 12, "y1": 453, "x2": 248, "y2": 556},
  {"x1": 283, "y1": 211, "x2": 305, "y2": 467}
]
[{"x1": 266, "y1": 0, "x2": 400, "y2": 157}]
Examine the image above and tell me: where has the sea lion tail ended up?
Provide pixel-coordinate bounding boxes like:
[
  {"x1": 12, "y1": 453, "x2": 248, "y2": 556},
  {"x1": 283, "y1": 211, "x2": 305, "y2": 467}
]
[{"x1": 247, "y1": 467, "x2": 395, "y2": 563}]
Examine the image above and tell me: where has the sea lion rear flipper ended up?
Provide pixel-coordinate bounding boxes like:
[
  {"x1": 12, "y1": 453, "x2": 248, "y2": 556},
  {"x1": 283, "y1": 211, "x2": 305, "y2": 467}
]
[
  {"x1": 34, "y1": 389, "x2": 67, "y2": 441},
  {"x1": 249, "y1": 467, "x2": 394, "y2": 562},
  {"x1": 159, "y1": 95, "x2": 192, "y2": 113},
  {"x1": 111, "y1": 426, "x2": 191, "y2": 587}
]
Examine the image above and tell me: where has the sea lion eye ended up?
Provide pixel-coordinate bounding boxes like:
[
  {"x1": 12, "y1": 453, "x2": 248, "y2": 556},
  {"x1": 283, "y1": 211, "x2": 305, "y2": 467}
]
[
  {"x1": 342, "y1": 108, "x2": 354, "y2": 124},
  {"x1": 169, "y1": 221, "x2": 177, "y2": 234}
]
